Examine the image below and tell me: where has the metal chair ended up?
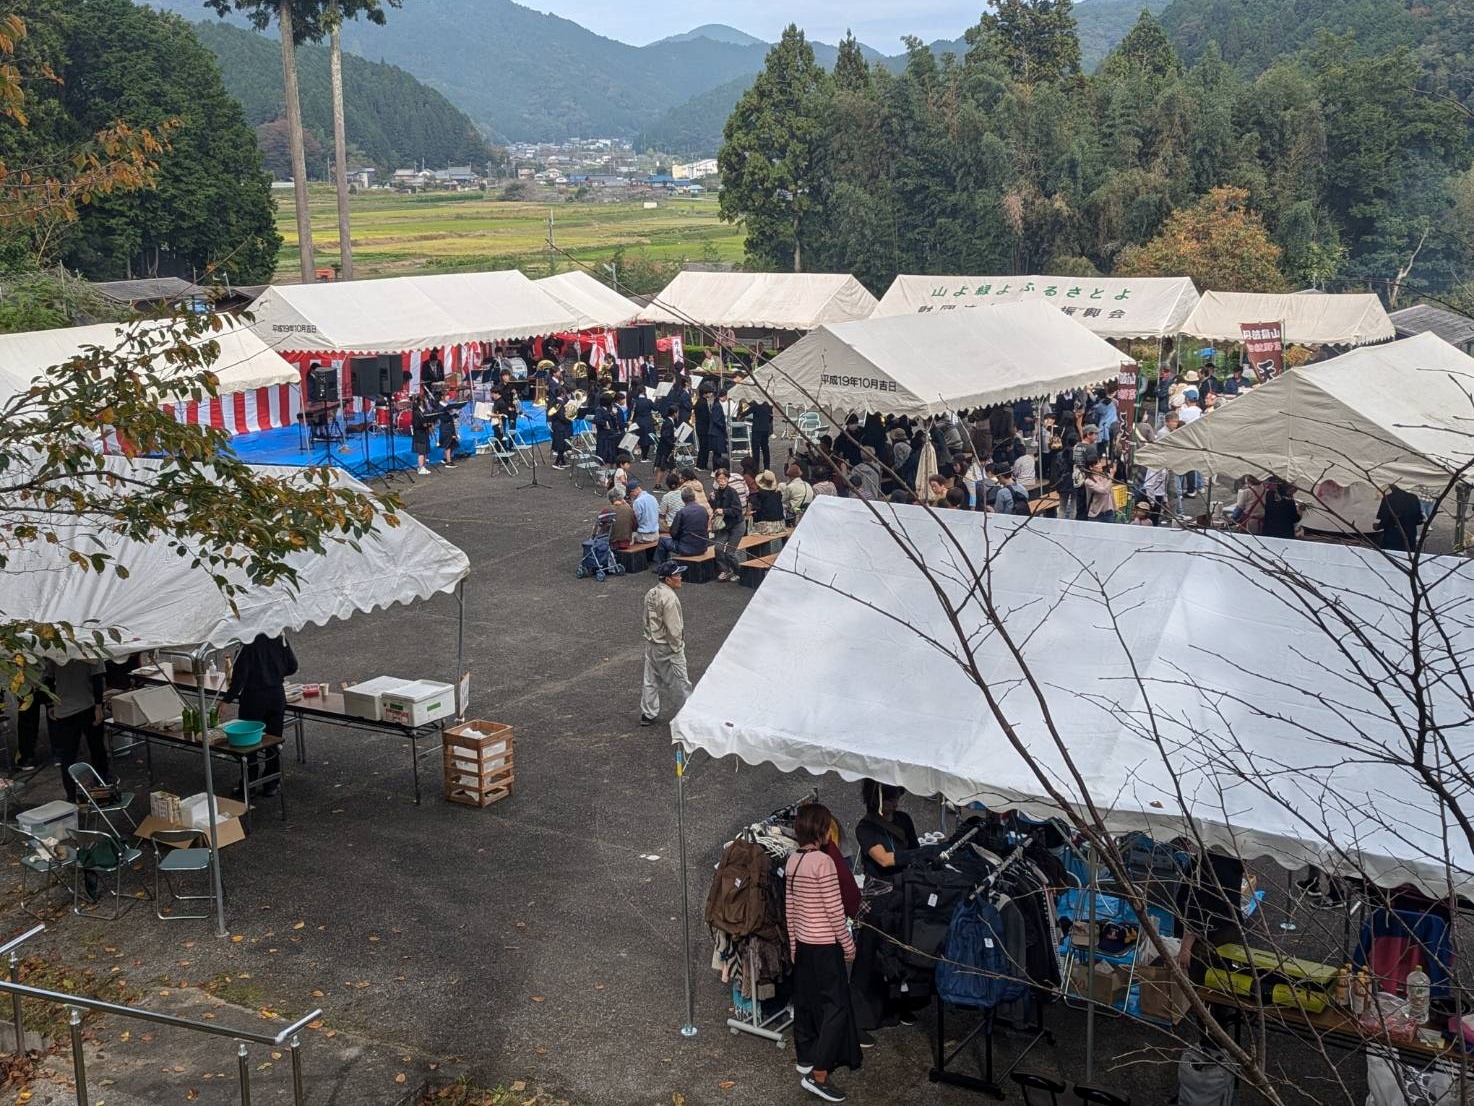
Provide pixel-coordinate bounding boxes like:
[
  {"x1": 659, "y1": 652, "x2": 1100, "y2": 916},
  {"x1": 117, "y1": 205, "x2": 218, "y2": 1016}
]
[
  {"x1": 571, "y1": 445, "x2": 604, "y2": 491},
  {"x1": 13, "y1": 824, "x2": 76, "y2": 919},
  {"x1": 148, "y1": 828, "x2": 217, "y2": 921},
  {"x1": 69, "y1": 762, "x2": 135, "y2": 833},
  {"x1": 1074, "y1": 1085, "x2": 1131, "y2": 1106},
  {"x1": 485, "y1": 435, "x2": 520, "y2": 475},
  {"x1": 1012, "y1": 1072, "x2": 1067, "y2": 1105},
  {"x1": 510, "y1": 425, "x2": 543, "y2": 467},
  {"x1": 66, "y1": 827, "x2": 143, "y2": 920},
  {"x1": 728, "y1": 420, "x2": 752, "y2": 462}
]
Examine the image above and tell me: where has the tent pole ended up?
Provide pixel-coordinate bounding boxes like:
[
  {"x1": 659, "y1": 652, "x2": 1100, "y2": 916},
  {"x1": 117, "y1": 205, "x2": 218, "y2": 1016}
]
[
  {"x1": 454, "y1": 580, "x2": 467, "y2": 720},
  {"x1": 193, "y1": 645, "x2": 229, "y2": 939},
  {"x1": 1085, "y1": 837, "x2": 1098, "y2": 1083},
  {"x1": 1457, "y1": 484, "x2": 1469, "y2": 554},
  {"x1": 676, "y1": 746, "x2": 697, "y2": 1038}
]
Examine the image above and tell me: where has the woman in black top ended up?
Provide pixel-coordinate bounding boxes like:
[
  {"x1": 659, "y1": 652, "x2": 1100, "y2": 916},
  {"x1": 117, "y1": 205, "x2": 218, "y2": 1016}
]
[
  {"x1": 750, "y1": 471, "x2": 785, "y2": 535},
  {"x1": 852, "y1": 780, "x2": 925, "y2": 1034},
  {"x1": 1260, "y1": 478, "x2": 1303, "y2": 540},
  {"x1": 222, "y1": 633, "x2": 297, "y2": 798}
]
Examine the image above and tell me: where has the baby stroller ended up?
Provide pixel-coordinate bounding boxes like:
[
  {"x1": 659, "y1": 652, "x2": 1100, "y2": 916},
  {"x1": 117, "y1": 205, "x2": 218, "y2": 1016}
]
[{"x1": 576, "y1": 508, "x2": 626, "y2": 582}]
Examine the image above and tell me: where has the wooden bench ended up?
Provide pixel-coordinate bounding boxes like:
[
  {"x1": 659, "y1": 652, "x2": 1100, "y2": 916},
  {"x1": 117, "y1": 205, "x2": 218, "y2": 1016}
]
[
  {"x1": 737, "y1": 527, "x2": 793, "y2": 558},
  {"x1": 674, "y1": 547, "x2": 716, "y2": 583},
  {"x1": 1029, "y1": 492, "x2": 1061, "y2": 516},
  {"x1": 615, "y1": 540, "x2": 658, "y2": 574},
  {"x1": 739, "y1": 554, "x2": 776, "y2": 589}
]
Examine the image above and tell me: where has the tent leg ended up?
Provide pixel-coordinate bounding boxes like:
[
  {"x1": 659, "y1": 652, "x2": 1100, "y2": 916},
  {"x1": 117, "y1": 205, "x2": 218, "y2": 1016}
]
[
  {"x1": 676, "y1": 747, "x2": 697, "y2": 1038},
  {"x1": 193, "y1": 647, "x2": 229, "y2": 939},
  {"x1": 454, "y1": 580, "x2": 467, "y2": 720},
  {"x1": 1456, "y1": 484, "x2": 1469, "y2": 554},
  {"x1": 1085, "y1": 838, "x2": 1098, "y2": 1084}
]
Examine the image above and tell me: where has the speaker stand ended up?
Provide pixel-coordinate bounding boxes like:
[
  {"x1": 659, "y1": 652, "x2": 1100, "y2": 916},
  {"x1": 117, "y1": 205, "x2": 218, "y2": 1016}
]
[{"x1": 516, "y1": 443, "x2": 549, "y2": 492}]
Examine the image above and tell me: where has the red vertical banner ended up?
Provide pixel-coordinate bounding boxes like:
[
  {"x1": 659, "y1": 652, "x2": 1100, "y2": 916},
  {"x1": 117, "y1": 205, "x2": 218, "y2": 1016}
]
[
  {"x1": 1115, "y1": 360, "x2": 1139, "y2": 467},
  {"x1": 1240, "y1": 321, "x2": 1285, "y2": 381}
]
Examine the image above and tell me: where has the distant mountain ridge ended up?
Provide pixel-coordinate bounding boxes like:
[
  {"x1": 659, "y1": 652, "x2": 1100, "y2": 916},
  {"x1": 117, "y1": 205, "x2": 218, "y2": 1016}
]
[{"x1": 143, "y1": 0, "x2": 1199, "y2": 146}]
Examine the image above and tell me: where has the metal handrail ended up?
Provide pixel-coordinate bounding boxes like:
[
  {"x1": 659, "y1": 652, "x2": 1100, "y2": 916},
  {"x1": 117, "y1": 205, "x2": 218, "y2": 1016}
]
[{"x1": 2, "y1": 924, "x2": 319, "y2": 1105}]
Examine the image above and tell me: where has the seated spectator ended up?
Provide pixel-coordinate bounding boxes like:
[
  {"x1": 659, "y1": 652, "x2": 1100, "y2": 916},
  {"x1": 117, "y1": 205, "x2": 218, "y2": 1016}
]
[
  {"x1": 944, "y1": 485, "x2": 969, "y2": 509},
  {"x1": 607, "y1": 488, "x2": 635, "y2": 549},
  {"x1": 983, "y1": 462, "x2": 1029, "y2": 515},
  {"x1": 628, "y1": 479, "x2": 659, "y2": 543},
  {"x1": 782, "y1": 463, "x2": 814, "y2": 523},
  {"x1": 751, "y1": 471, "x2": 787, "y2": 534},
  {"x1": 812, "y1": 467, "x2": 838, "y2": 498},
  {"x1": 678, "y1": 467, "x2": 710, "y2": 511},
  {"x1": 1012, "y1": 441, "x2": 1038, "y2": 485},
  {"x1": 659, "y1": 472, "x2": 684, "y2": 531},
  {"x1": 657, "y1": 487, "x2": 711, "y2": 560},
  {"x1": 609, "y1": 453, "x2": 633, "y2": 497},
  {"x1": 848, "y1": 473, "x2": 872, "y2": 502},
  {"x1": 888, "y1": 488, "x2": 917, "y2": 505},
  {"x1": 926, "y1": 474, "x2": 949, "y2": 506},
  {"x1": 853, "y1": 452, "x2": 883, "y2": 500}
]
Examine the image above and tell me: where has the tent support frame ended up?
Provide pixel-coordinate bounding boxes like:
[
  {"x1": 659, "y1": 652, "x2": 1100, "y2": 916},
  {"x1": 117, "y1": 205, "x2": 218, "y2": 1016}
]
[
  {"x1": 189, "y1": 645, "x2": 230, "y2": 939},
  {"x1": 676, "y1": 747, "x2": 697, "y2": 1037}
]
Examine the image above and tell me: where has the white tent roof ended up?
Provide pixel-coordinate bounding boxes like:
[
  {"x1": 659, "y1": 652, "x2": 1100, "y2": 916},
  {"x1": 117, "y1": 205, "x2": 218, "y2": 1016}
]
[
  {"x1": 0, "y1": 319, "x2": 297, "y2": 405},
  {"x1": 534, "y1": 271, "x2": 641, "y2": 329},
  {"x1": 247, "y1": 271, "x2": 582, "y2": 354},
  {"x1": 638, "y1": 271, "x2": 878, "y2": 331},
  {"x1": 873, "y1": 274, "x2": 1199, "y2": 340},
  {"x1": 672, "y1": 497, "x2": 1474, "y2": 894},
  {"x1": 1179, "y1": 290, "x2": 1394, "y2": 346},
  {"x1": 728, "y1": 302, "x2": 1128, "y2": 418},
  {"x1": 1, "y1": 459, "x2": 470, "y2": 655},
  {"x1": 1136, "y1": 333, "x2": 1474, "y2": 491}
]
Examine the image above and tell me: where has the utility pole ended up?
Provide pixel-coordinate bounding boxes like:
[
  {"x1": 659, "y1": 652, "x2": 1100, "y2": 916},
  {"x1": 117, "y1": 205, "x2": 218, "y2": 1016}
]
[{"x1": 546, "y1": 209, "x2": 555, "y2": 276}]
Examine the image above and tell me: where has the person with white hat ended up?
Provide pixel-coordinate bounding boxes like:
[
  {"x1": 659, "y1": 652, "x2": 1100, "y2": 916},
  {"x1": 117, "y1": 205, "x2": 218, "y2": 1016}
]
[{"x1": 640, "y1": 562, "x2": 691, "y2": 726}]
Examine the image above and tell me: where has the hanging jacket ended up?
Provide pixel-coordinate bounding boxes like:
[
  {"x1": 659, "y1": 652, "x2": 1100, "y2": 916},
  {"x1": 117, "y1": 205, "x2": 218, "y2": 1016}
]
[{"x1": 936, "y1": 896, "x2": 1029, "y2": 1010}]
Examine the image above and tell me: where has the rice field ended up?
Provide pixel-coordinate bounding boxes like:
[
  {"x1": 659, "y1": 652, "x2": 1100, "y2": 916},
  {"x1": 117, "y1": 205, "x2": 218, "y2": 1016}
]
[{"x1": 273, "y1": 184, "x2": 744, "y2": 284}]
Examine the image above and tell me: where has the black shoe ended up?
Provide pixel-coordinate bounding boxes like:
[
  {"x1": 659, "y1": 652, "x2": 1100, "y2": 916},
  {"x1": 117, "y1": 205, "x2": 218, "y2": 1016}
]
[
  {"x1": 898, "y1": 1013, "x2": 917, "y2": 1026},
  {"x1": 801, "y1": 1075, "x2": 846, "y2": 1102},
  {"x1": 858, "y1": 1030, "x2": 876, "y2": 1049},
  {"x1": 639, "y1": 715, "x2": 658, "y2": 727},
  {"x1": 15, "y1": 756, "x2": 37, "y2": 770}
]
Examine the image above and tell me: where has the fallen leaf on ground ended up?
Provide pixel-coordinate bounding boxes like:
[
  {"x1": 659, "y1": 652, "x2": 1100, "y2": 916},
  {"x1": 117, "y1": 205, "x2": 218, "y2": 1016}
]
[
  {"x1": 292, "y1": 922, "x2": 305, "y2": 930},
  {"x1": 719, "y1": 1081, "x2": 736, "y2": 1090},
  {"x1": 394, "y1": 1073, "x2": 407, "y2": 1084},
  {"x1": 530, "y1": 995, "x2": 544, "y2": 1003}
]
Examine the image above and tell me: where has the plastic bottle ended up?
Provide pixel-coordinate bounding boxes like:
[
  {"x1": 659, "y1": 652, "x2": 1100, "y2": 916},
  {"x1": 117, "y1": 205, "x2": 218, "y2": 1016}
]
[
  {"x1": 1332, "y1": 964, "x2": 1351, "y2": 1007},
  {"x1": 1407, "y1": 967, "x2": 1431, "y2": 1024},
  {"x1": 1351, "y1": 969, "x2": 1371, "y2": 1016}
]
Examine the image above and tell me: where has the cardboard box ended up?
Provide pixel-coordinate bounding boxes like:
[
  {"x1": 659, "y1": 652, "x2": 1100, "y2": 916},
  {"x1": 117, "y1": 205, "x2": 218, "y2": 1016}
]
[
  {"x1": 1138, "y1": 964, "x2": 1192, "y2": 1025},
  {"x1": 1070, "y1": 960, "x2": 1127, "y2": 1007},
  {"x1": 110, "y1": 684, "x2": 186, "y2": 727},
  {"x1": 17, "y1": 800, "x2": 79, "y2": 842},
  {"x1": 380, "y1": 680, "x2": 455, "y2": 727},
  {"x1": 342, "y1": 676, "x2": 413, "y2": 721},
  {"x1": 135, "y1": 797, "x2": 248, "y2": 849}
]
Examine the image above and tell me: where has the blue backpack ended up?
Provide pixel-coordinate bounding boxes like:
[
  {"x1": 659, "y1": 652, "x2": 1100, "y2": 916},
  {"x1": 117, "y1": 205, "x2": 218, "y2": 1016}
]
[{"x1": 936, "y1": 896, "x2": 1028, "y2": 1009}]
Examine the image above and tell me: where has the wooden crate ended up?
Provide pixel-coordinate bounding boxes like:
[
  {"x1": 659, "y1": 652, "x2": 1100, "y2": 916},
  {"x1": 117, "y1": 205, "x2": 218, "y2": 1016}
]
[{"x1": 442, "y1": 721, "x2": 515, "y2": 807}]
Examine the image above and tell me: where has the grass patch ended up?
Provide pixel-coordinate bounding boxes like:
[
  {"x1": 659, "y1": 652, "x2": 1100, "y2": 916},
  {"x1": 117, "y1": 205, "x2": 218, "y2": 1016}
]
[
  {"x1": 418, "y1": 1077, "x2": 573, "y2": 1106},
  {"x1": 13, "y1": 952, "x2": 143, "y2": 1045},
  {"x1": 275, "y1": 185, "x2": 743, "y2": 284}
]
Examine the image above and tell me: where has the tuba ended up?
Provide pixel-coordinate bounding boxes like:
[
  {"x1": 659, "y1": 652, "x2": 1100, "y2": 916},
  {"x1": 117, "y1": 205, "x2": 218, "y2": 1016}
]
[{"x1": 562, "y1": 389, "x2": 587, "y2": 420}]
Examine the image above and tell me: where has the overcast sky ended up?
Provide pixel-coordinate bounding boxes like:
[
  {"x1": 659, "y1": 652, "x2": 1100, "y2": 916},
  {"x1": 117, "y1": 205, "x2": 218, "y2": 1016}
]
[{"x1": 529, "y1": 1, "x2": 978, "y2": 50}]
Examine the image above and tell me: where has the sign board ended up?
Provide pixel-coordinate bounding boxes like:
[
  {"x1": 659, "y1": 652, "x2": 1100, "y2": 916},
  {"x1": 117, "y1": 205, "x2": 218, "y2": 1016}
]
[
  {"x1": 1115, "y1": 362, "x2": 1139, "y2": 466},
  {"x1": 1240, "y1": 321, "x2": 1284, "y2": 381}
]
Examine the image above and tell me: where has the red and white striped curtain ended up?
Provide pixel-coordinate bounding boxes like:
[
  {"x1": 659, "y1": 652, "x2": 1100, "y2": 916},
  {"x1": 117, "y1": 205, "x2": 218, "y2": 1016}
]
[{"x1": 160, "y1": 383, "x2": 300, "y2": 435}]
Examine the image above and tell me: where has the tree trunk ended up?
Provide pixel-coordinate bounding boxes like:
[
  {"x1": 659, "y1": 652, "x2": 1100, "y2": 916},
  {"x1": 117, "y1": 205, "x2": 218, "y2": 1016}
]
[
  {"x1": 328, "y1": 1, "x2": 353, "y2": 280},
  {"x1": 793, "y1": 218, "x2": 801, "y2": 273},
  {"x1": 279, "y1": 0, "x2": 315, "y2": 284}
]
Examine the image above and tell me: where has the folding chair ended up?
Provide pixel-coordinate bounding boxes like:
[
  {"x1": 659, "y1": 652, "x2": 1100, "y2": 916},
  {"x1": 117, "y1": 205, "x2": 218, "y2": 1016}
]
[
  {"x1": 571, "y1": 446, "x2": 605, "y2": 491},
  {"x1": 511, "y1": 425, "x2": 543, "y2": 467},
  {"x1": 69, "y1": 761, "x2": 135, "y2": 833},
  {"x1": 1012, "y1": 1072, "x2": 1067, "y2": 1106},
  {"x1": 66, "y1": 827, "x2": 143, "y2": 920},
  {"x1": 149, "y1": 828, "x2": 218, "y2": 921},
  {"x1": 1074, "y1": 1085, "x2": 1131, "y2": 1106},
  {"x1": 13, "y1": 824, "x2": 75, "y2": 919},
  {"x1": 486, "y1": 436, "x2": 520, "y2": 476},
  {"x1": 728, "y1": 420, "x2": 751, "y2": 462}
]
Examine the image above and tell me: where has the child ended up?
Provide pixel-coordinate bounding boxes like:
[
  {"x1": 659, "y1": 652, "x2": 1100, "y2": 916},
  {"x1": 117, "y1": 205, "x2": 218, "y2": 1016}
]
[{"x1": 1129, "y1": 500, "x2": 1154, "y2": 526}]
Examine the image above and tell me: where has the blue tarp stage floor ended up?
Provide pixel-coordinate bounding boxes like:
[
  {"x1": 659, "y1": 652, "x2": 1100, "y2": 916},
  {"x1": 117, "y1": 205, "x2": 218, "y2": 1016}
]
[{"x1": 228, "y1": 402, "x2": 589, "y2": 479}]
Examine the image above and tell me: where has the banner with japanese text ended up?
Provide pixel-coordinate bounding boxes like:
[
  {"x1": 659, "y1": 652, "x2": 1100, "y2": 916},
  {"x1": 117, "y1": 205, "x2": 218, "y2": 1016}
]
[{"x1": 1240, "y1": 321, "x2": 1284, "y2": 381}]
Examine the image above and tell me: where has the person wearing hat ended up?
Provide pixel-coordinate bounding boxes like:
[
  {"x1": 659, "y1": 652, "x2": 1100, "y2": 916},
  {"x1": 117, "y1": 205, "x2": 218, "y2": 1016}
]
[
  {"x1": 629, "y1": 479, "x2": 659, "y2": 543},
  {"x1": 1129, "y1": 500, "x2": 1153, "y2": 526},
  {"x1": 640, "y1": 562, "x2": 690, "y2": 726},
  {"x1": 751, "y1": 469, "x2": 786, "y2": 535},
  {"x1": 983, "y1": 462, "x2": 1029, "y2": 515},
  {"x1": 710, "y1": 468, "x2": 746, "y2": 582}
]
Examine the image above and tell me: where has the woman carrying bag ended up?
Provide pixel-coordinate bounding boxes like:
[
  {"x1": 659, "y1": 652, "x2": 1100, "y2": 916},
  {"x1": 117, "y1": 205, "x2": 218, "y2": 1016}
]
[{"x1": 786, "y1": 803, "x2": 862, "y2": 1102}]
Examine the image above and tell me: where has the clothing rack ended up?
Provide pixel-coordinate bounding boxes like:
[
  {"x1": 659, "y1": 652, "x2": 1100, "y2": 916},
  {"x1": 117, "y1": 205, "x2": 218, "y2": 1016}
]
[
  {"x1": 930, "y1": 834, "x2": 1055, "y2": 1099},
  {"x1": 936, "y1": 819, "x2": 986, "y2": 864},
  {"x1": 724, "y1": 788, "x2": 817, "y2": 1048}
]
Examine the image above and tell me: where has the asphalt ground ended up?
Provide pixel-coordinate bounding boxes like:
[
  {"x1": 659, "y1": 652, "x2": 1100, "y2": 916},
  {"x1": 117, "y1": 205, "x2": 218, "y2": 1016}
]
[{"x1": 0, "y1": 447, "x2": 1435, "y2": 1105}]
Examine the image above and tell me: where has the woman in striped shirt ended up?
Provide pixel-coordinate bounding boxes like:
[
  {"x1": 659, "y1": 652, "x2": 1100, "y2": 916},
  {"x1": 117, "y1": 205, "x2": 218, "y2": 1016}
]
[{"x1": 785, "y1": 804, "x2": 862, "y2": 1102}]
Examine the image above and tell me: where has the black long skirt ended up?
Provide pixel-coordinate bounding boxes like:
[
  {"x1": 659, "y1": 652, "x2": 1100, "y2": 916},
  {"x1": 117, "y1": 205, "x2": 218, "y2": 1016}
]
[{"x1": 792, "y1": 942, "x2": 863, "y2": 1075}]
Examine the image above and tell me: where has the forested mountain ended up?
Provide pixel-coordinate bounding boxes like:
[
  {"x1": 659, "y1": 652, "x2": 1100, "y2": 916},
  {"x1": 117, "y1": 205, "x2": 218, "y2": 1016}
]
[
  {"x1": 637, "y1": 76, "x2": 756, "y2": 157},
  {"x1": 717, "y1": 15, "x2": 1473, "y2": 308},
  {"x1": 1, "y1": 0, "x2": 278, "y2": 283},
  {"x1": 188, "y1": 21, "x2": 493, "y2": 175}
]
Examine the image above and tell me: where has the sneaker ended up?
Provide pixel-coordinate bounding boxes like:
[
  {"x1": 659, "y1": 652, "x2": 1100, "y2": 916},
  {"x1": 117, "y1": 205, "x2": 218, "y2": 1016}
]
[
  {"x1": 639, "y1": 715, "x2": 658, "y2": 727},
  {"x1": 858, "y1": 1030, "x2": 876, "y2": 1049},
  {"x1": 417, "y1": 466, "x2": 431, "y2": 475},
  {"x1": 898, "y1": 1013, "x2": 917, "y2": 1026},
  {"x1": 443, "y1": 462, "x2": 457, "y2": 469},
  {"x1": 551, "y1": 463, "x2": 569, "y2": 471},
  {"x1": 795, "y1": 1062, "x2": 814, "y2": 1076},
  {"x1": 801, "y1": 1075, "x2": 846, "y2": 1102},
  {"x1": 15, "y1": 756, "x2": 37, "y2": 770}
]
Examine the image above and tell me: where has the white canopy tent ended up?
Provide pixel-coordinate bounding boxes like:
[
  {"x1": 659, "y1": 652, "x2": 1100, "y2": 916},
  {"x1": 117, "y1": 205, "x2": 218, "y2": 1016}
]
[
  {"x1": 246, "y1": 270, "x2": 582, "y2": 354},
  {"x1": 2, "y1": 458, "x2": 471, "y2": 934},
  {"x1": 1135, "y1": 333, "x2": 1474, "y2": 494},
  {"x1": 727, "y1": 302, "x2": 1128, "y2": 418},
  {"x1": 534, "y1": 271, "x2": 641, "y2": 329},
  {"x1": 1179, "y1": 290, "x2": 1394, "y2": 347},
  {"x1": 672, "y1": 497, "x2": 1474, "y2": 896},
  {"x1": 0, "y1": 318, "x2": 298, "y2": 405},
  {"x1": 638, "y1": 271, "x2": 878, "y2": 331},
  {"x1": 873, "y1": 274, "x2": 1199, "y2": 340}
]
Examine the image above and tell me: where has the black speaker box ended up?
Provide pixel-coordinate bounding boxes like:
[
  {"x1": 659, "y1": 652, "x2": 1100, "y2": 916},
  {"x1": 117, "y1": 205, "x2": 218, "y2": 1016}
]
[
  {"x1": 349, "y1": 356, "x2": 395, "y2": 398},
  {"x1": 306, "y1": 364, "x2": 339, "y2": 404},
  {"x1": 616, "y1": 327, "x2": 644, "y2": 359}
]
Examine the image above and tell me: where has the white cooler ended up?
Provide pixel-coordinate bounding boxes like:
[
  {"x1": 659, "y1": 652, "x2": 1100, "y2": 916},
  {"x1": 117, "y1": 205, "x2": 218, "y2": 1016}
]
[
  {"x1": 380, "y1": 680, "x2": 455, "y2": 727},
  {"x1": 18, "y1": 800, "x2": 79, "y2": 842},
  {"x1": 341, "y1": 676, "x2": 413, "y2": 721}
]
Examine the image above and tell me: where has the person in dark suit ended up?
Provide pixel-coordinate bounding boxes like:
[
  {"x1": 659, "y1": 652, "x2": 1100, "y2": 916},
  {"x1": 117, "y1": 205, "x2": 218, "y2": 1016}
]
[
  {"x1": 695, "y1": 385, "x2": 715, "y2": 470},
  {"x1": 592, "y1": 391, "x2": 621, "y2": 464},
  {"x1": 747, "y1": 400, "x2": 773, "y2": 472},
  {"x1": 631, "y1": 384, "x2": 656, "y2": 461},
  {"x1": 1376, "y1": 485, "x2": 1426, "y2": 552},
  {"x1": 222, "y1": 634, "x2": 297, "y2": 799}
]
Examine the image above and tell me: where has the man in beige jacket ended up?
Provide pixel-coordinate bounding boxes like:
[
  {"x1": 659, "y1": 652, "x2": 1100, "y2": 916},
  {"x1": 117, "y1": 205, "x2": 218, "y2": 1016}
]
[{"x1": 640, "y1": 562, "x2": 691, "y2": 726}]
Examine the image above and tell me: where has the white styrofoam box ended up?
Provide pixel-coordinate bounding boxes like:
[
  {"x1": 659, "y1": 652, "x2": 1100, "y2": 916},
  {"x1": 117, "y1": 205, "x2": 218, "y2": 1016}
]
[
  {"x1": 380, "y1": 680, "x2": 455, "y2": 727},
  {"x1": 110, "y1": 684, "x2": 186, "y2": 727},
  {"x1": 179, "y1": 793, "x2": 231, "y2": 830},
  {"x1": 18, "y1": 800, "x2": 79, "y2": 842},
  {"x1": 341, "y1": 676, "x2": 414, "y2": 721}
]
